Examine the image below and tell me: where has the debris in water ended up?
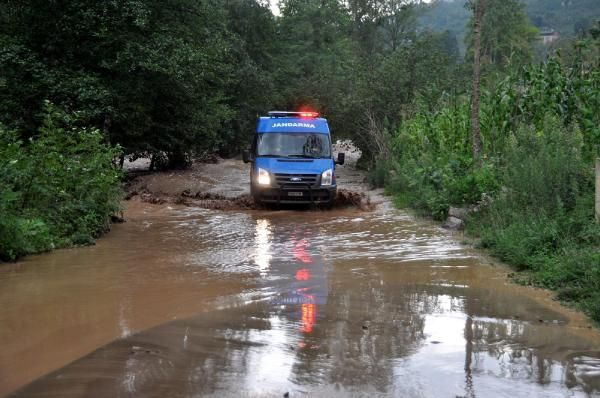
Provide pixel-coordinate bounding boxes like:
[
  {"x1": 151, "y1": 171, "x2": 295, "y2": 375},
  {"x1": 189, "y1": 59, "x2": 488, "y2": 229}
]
[
  {"x1": 335, "y1": 189, "x2": 375, "y2": 211},
  {"x1": 123, "y1": 158, "x2": 376, "y2": 211},
  {"x1": 139, "y1": 192, "x2": 166, "y2": 205},
  {"x1": 127, "y1": 187, "x2": 375, "y2": 212},
  {"x1": 110, "y1": 214, "x2": 126, "y2": 223},
  {"x1": 124, "y1": 191, "x2": 137, "y2": 200}
]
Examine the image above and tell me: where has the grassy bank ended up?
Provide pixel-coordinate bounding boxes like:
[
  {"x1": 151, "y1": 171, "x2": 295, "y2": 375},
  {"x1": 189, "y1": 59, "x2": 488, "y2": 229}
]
[
  {"x1": 375, "y1": 55, "x2": 600, "y2": 323},
  {"x1": 465, "y1": 120, "x2": 600, "y2": 322},
  {"x1": 0, "y1": 104, "x2": 122, "y2": 261}
]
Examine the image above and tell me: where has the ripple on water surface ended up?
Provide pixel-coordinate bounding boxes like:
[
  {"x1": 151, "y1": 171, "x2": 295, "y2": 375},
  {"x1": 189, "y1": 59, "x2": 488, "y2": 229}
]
[{"x1": 3, "y1": 201, "x2": 600, "y2": 397}]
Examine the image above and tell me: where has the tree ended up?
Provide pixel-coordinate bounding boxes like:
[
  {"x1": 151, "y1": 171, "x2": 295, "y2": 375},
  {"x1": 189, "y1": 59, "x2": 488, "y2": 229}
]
[
  {"x1": 591, "y1": 20, "x2": 600, "y2": 39},
  {"x1": 0, "y1": 0, "x2": 466, "y2": 167},
  {"x1": 221, "y1": 0, "x2": 280, "y2": 155},
  {"x1": 380, "y1": 1, "x2": 418, "y2": 53},
  {"x1": 276, "y1": 0, "x2": 357, "y2": 130},
  {"x1": 467, "y1": 0, "x2": 484, "y2": 159},
  {"x1": 0, "y1": 0, "x2": 242, "y2": 167},
  {"x1": 464, "y1": 0, "x2": 538, "y2": 160},
  {"x1": 466, "y1": 0, "x2": 538, "y2": 72}
]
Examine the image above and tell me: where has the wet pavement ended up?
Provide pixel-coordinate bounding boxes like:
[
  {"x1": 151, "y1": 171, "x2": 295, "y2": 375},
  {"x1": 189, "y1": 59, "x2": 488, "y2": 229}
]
[{"x1": 2, "y1": 163, "x2": 600, "y2": 397}]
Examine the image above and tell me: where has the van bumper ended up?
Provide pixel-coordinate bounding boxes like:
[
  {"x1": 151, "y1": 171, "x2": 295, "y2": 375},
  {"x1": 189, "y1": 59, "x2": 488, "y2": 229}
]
[{"x1": 252, "y1": 184, "x2": 337, "y2": 205}]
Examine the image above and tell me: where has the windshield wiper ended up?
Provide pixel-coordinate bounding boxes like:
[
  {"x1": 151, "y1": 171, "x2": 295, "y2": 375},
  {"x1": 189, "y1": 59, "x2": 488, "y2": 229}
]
[{"x1": 288, "y1": 154, "x2": 318, "y2": 159}]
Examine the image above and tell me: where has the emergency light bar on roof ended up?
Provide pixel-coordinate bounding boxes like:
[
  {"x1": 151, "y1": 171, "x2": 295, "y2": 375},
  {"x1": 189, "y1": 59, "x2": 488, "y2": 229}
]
[{"x1": 268, "y1": 111, "x2": 320, "y2": 118}]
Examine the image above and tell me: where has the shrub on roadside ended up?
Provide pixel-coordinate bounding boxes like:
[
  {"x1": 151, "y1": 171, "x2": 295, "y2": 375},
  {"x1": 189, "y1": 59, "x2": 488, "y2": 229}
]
[
  {"x1": 0, "y1": 103, "x2": 122, "y2": 261},
  {"x1": 383, "y1": 53, "x2": 600, "y2": 322},
  {"x1": 378, "y1": 100, "x2": 499, "y2": 220}
]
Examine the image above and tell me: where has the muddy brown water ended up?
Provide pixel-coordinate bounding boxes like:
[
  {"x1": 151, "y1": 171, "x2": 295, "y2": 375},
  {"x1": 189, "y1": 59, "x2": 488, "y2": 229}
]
[{"x1": 2, "y1": 178, "x2": 600, "y2": 396}]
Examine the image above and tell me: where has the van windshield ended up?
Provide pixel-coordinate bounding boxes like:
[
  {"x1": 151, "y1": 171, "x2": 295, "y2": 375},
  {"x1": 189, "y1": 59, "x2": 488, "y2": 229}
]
[{"x1": 257, "y1": 133, "x2": 331, "y2": 158}]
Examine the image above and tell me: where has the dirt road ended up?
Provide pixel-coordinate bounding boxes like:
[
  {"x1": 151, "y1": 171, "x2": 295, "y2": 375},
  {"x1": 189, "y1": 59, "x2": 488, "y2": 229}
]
[{"x1": 1, "y1": 159, "x2": 600, "y2": 397}]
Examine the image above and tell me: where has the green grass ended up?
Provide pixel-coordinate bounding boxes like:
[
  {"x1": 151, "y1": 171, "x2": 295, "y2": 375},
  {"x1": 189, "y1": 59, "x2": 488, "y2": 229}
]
[{"x1": 378, "y1": 103, "x2": 600, "y2": 323}]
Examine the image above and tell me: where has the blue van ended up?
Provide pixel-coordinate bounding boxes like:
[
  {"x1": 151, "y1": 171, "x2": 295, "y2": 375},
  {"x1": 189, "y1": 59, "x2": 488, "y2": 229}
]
[{"x1": 243, "y1": 111, "x2": 345, "y2": 206}]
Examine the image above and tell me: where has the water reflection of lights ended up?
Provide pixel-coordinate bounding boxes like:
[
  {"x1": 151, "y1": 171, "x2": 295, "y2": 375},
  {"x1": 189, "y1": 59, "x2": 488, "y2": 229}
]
[
  {"x1": 300, "y1": 303, "x2": 316, "y2": 333},
  {"x1": 253, "y1": 219, "x2": 272, "y2": 274},
  {"x1": 295, "y1": 268, "x2": 310, "y2": 281},
  {"x1": 291, "y1": 234, "x2": 319, "y2": 335},
  {"x1": 292, "y1": 239, "x2": 312, "y2": 264}
]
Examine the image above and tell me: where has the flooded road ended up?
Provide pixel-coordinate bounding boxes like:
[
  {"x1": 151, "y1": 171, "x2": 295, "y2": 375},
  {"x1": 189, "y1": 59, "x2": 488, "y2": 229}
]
[{"x1": 2, "y1": 165, "x2": 600, "y2": 396}]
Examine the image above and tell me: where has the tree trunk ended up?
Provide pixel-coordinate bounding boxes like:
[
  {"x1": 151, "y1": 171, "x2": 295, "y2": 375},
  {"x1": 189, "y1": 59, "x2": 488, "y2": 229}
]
[
  {"x1": 102, "y1": 113, "x2": 112, "y2": 144},
  {"x1": 470, "y1": 0, "x2": 484, "y2": 160},
  {"x1": 596, "y1": 158, "x2": 600, "y2": 224}
]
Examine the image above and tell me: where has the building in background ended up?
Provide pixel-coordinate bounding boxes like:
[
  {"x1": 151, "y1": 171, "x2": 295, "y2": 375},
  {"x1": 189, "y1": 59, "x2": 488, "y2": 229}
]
[{"x1": 540, "y1": 30, "x2": 560, "y2": 44}]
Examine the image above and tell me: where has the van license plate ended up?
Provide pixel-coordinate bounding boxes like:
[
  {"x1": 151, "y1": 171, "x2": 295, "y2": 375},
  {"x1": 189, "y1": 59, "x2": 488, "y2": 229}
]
[{"x1": 288, "y1": 192, "x2": 303, "y2": 197}]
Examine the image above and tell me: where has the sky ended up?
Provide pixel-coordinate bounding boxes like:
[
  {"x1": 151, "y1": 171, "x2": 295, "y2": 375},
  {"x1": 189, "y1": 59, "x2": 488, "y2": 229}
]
[
  {"x1": 269, "y1": 0, "x2": 280, "y2": 16},
  {"x1": 268, "y1": 0, "x2": 437, "y2": 16}
]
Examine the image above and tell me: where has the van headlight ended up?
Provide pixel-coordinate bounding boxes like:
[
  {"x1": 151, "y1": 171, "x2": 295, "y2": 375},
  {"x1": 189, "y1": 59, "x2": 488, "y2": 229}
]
[
  {"x1": 321, "y1": 169, "x2": 333, "y2": 186},
  {"x1": 257, "y1": 168, "x2": 271, "y2": 185}
]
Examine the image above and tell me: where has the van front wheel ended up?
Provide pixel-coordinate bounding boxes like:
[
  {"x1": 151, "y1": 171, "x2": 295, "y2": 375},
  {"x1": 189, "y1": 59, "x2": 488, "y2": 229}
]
[{"x1": 323, "y1": 198, "x2": 335, "y2": 210}]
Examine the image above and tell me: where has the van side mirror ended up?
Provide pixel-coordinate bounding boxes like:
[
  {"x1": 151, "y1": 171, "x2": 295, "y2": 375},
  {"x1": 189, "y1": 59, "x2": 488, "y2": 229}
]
[
  {"x1": 336, "y1": 152, "x2": 345, "y2": 165},
  {"x1": 242, "y1": 150, "x2": 252, "y2": 163}
]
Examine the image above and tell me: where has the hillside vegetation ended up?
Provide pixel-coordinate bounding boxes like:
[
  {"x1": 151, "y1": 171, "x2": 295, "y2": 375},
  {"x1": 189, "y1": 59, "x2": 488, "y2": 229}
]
[{"x1": 419, "y1": 0, "x2": 600, "y2": 55}]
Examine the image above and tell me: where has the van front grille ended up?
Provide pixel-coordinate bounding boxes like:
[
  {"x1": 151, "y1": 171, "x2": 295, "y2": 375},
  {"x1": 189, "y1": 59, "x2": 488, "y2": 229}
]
[{"x1": 274, "y1": 173, "x2": 319, "y2": 186}]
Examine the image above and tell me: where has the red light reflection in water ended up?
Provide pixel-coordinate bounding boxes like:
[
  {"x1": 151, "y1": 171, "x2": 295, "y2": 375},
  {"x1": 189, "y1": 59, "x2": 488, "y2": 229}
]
[
  {"x1": 292, "y1": 239, "x2": 312, "y2": 264},
  {"x1": 291, "y1": 234, "x2": 316, "y2": 337},
  {"x1": 295, "y1": 268, "x2": 310, "y2": 281},
  {"x1": 300, "y1": 303, "x2": 316, "y2": 333}
]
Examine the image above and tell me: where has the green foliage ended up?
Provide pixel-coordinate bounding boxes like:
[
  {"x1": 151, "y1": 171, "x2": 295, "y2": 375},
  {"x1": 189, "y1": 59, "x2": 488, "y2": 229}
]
[
  {"x1": 525, "y1": 0, "x2": 600, "y2": 35},
  {"x1": 275, "y1": 0, "x2": 357, "y2": 133},
  {"x1": 488, "y1": 54, "x2": 600, "y2": 159},
  {"x1": 0, "y1": 103, "x2": 122, "y2": 261},
  {"x1": 385, "y1": 46, "x2": 600, "y2": 321},
  {"x1": 418, "y1": 0, "x2": 600, "y2": 54},
  {"x1": 381, "y1": 98, "x2": 499, "y2": 219},
  {"x1": 465, "y1": 0, "x2": 539, "y2": 72},
  {"x1": 271, "y1": 0, "x2": 463, "y2": 163},
  {"x1": 0, "y1": 0, "x2": 273, "y2": 165},
  {"x1": 0, "y1": 0, "x2": 477, "y2": 166},
  {"x1": 418, "y1": 0, "x2": 471, "y2": 55},
  {"x1": 220, "y1": 0, "x2": 280, "y2": 156},
  {"x1": 471, "y1": 189, "x2": 600, "y2": 322}
]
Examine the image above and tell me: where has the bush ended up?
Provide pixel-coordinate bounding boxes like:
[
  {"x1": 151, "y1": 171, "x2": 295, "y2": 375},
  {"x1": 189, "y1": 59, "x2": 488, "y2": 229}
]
[
  {"x1": 385, "y1": 52, "x2": 600, "y2": 322},
  {"x1": 0, "y1": 103, "x2": 122, "y2": 261},
  {"x1": 383, "y1": 100, "x2": 499, "y2": 219}
]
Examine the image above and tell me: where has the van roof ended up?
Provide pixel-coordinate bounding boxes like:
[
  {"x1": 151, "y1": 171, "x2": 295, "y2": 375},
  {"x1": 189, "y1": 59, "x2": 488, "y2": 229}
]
[{"x1": 256, "y1": 116, "x2": 330, "y2": 134}]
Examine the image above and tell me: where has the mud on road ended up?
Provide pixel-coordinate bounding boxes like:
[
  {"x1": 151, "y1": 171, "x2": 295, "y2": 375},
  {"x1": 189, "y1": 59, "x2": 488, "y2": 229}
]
[{"x1": 123, "y1": 157, "x2": 375, "y2": 212}]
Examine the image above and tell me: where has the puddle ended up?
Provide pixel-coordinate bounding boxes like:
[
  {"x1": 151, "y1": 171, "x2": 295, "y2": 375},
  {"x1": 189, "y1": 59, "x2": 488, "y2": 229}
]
[{"x1": 2, "y1": 165, "x2": 600, "y2": 397}]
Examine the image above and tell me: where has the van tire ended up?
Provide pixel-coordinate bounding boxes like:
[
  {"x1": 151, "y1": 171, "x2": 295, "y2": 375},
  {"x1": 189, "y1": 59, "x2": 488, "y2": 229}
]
[{"x1": 324, "y1": 199, "x2": 335, "y2": 210}]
